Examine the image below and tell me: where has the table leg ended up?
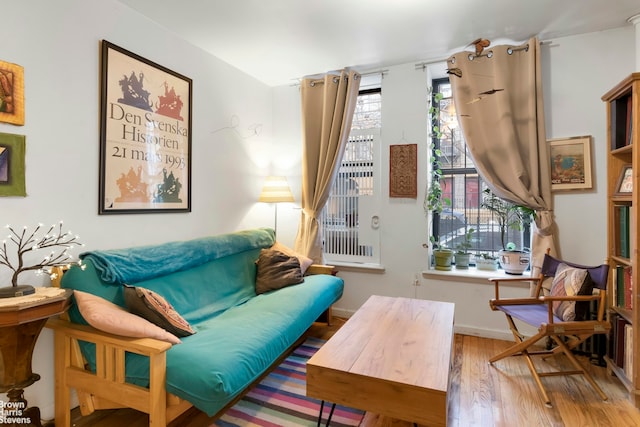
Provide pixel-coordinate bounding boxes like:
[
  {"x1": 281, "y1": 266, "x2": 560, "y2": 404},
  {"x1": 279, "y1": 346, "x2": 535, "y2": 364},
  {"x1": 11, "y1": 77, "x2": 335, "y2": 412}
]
[{"x1": 317, "y1": 400, "x2": 337, "y2": 427}]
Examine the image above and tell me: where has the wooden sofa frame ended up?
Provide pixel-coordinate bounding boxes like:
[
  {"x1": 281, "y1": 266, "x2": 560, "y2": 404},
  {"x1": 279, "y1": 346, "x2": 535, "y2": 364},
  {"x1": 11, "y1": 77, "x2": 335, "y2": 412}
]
[{"x1": 47, "y1": 264, "x2": 335, "y2": 427}]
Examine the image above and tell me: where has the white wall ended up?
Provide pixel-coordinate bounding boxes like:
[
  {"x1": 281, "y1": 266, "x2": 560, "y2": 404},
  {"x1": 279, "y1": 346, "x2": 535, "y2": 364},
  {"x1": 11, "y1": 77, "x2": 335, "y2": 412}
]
[
  {"x1": 2, "y1": 0, "x2": 276, "y2": 419},
  {"x1": 275, "y1": 26, "x2": 636, "y2": 340},
  {"x1": 543, "y1": 29, "x2": 635, "y2": 262}
]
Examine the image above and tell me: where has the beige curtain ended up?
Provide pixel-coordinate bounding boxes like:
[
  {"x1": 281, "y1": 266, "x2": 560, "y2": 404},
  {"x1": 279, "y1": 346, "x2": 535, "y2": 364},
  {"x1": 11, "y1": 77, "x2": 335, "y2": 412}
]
[
  {"x1": 294, "y1": 69, "x2": 361, "y2": 263},
  {"x1": 448, "y1": 37, "x2": 558, "y2": 277}
]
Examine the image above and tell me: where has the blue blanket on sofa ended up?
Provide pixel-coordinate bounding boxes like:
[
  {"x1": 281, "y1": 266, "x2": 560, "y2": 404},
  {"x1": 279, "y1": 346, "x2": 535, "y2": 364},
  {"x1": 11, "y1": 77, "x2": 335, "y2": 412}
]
[{"x1": 80, "y1": 228, "x2": 275, "y2": 284}]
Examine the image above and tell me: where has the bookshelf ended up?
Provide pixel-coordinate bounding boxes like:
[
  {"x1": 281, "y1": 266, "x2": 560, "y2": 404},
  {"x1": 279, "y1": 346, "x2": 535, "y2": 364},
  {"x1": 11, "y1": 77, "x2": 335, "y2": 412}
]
[{"x1": 603, "y1": 73, "x2": 640, "y2": 406}]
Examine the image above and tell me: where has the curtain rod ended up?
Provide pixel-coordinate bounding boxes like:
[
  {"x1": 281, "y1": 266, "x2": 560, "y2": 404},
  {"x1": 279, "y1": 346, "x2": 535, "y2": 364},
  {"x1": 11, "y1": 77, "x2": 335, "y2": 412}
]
[
  {"x1": 414, "y1": 40, "x2": 552, "y2": 70},
  {"x1": 359, "y1": 69, "x2": 389, "y2": 77},
  {"x1": 290, "y1": 69, "x2": 386, "y2": 87},
  {"x1": 414, "y1": 56, "x2": 452, "y2": 70}
]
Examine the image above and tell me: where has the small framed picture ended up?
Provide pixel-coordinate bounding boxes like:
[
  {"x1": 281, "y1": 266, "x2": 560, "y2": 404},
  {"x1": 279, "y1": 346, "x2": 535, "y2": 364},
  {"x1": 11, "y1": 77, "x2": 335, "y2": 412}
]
[
  {"x1": 615, "y1": 165, "x2": 633, "y2": 195},
  {"x1": 549, "y1": 135, "x2": 592, "y2": 191},
  {"x1": 0, "y1": 60, "x2": 25, "y2": 126}
]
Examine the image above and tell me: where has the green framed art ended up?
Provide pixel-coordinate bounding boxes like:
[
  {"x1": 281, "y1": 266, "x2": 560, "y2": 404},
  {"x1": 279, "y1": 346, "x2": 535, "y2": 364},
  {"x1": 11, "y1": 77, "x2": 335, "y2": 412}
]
[{"x1": 0, "y1": 132, "x2": 26, "y2": 196}]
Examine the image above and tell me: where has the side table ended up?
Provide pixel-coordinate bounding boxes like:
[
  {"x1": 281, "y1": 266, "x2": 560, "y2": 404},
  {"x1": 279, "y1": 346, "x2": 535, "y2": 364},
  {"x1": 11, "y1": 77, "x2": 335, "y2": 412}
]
[{"x1": 0, "y1": 287, "x2": 73, "y2": 427}]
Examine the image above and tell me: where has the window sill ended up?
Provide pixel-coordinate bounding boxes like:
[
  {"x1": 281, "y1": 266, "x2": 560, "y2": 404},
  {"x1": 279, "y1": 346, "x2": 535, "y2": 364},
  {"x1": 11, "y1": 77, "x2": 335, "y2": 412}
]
[
  {"x1": 328, "y1": 261, "x2": 386, "y2": 274},
  {"x1": 422, "y1": 267, "x2": 532, "y2": 284}
]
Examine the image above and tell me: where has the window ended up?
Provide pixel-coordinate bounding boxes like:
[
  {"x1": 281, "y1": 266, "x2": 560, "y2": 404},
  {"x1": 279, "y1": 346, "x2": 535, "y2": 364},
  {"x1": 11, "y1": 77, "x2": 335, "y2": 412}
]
[
  {"x1": 322, "y1": 83, "x2": 381, "y2": 264},
  {"x1": 431, "y1": 78, "x2": 530, "y2": 261}
]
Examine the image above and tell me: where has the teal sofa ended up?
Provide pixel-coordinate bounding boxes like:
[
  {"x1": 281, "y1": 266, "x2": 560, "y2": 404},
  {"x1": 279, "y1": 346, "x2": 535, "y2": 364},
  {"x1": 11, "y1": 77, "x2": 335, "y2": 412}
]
[{"x1": 48, "y1": 228, "x2": 343, "y2": 426}]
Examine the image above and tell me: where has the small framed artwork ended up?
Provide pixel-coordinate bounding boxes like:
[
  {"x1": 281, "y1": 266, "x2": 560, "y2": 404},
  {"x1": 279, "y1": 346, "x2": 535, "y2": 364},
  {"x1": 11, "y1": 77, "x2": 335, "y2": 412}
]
[
  {"x1": 99, "y1": 41, "x2": 192, "y2": 214},
  {"x1": 0, "y1": 60, "x2": 25, "y2": 126},
  {"x1": 615, "y1": 165, "x2": 633, "y2": 196},
  {"x1": 549, "y1": 135, "x2": 593, "y2": 191},
  {"x1": 0, "y1": 132, "x2": 26, "y2": 197},
  {"x1": 389, "y1": 143, "x2": 417, "y2": 198}
]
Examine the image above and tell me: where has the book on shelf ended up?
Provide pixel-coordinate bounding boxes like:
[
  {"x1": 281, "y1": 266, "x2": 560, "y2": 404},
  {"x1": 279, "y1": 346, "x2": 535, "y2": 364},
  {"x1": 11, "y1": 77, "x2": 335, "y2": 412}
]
[
  {"x1": 632, "y1": 205, "x2": 636, "y2": 257},
  {"x1": 616, "y1": 266, "x2": 623, "y2": 307},
  {"x1": 615, "y1": 265, "x2": 633, "y2": 309},
  {"x1": 617, "y1": 205, "x2": 630, "y2": 258},
  {"x1": 625, "y1": 323, "x2": 634, "y2": 379},
  {"x1": 625, "y1": 266, "x2": 633, "y2": 310},
  {"x1": 616, "y1": 315, "x2": 628, "y2": 369}
]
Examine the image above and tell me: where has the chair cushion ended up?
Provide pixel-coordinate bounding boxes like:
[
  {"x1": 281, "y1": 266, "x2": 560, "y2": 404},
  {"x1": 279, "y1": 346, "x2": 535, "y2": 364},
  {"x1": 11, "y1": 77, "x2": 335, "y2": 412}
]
[
  {"x1": 549, "y1": 263, "x2": 594, "y2": 321},
  {"x1": 123, "y1": 284, "x2": 196, "y2": 338},
  {"x1": 255, "y1": 249, "x2": 304, "y2": 294},
  {"x1": 499, "y1": 303, "x2": 563, "y2": 325}
]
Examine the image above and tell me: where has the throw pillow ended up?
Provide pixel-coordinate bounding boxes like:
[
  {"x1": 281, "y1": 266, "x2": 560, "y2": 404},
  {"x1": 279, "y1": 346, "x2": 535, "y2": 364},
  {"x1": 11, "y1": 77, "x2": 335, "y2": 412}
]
[
  {"x1": 73, "y1": 290, "x2": 181, "y2": 344},
  {"x1": 270, "y1": 241, "x2": 313, "y2": 274},
  {"x1": 123, "y1": 284, "x2": 195, "y2": 338},
  {"x1": 255, "y1": 248, "x2": 304, "y2": 295},
  {"x1": 549, "y1": 263, "x2": 595, "y2": 321}
]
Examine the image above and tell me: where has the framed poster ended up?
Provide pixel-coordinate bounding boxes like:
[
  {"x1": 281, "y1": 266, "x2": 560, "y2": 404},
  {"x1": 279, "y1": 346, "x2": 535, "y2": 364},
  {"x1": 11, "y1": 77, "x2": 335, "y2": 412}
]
[
  {"x1": 0, "y1": 60, "x2": 25, "y2": 126},
  {"x1": 0, "y1": 132, "x2": 26, "y2": 196},
  {"x1": 615, "y1": 165, "x2": 633, "y2": 196},
  {"x1": 99, "y1": 41, "x2": 192, "y2": 214},
  {"x1": 549, "y1": 135, "x2": 592, "y2": 191}
]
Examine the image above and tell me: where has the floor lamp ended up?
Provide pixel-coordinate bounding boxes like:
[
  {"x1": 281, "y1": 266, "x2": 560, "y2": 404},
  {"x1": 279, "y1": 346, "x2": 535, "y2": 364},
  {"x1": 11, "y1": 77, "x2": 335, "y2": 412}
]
[{"x1": 259, "y1": 176, "x2": 294, "y2": 236}]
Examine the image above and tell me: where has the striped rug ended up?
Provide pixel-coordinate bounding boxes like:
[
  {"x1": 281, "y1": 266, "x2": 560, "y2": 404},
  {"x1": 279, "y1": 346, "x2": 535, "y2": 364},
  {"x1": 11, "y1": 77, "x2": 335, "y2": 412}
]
[{"x1": 213, "y1": 337, "x2": 365, "y2": 427}]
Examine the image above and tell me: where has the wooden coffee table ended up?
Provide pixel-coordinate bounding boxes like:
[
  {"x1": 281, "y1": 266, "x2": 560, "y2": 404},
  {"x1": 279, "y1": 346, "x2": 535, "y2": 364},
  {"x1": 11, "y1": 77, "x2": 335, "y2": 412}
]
[{"x1": 306, "y1": 295, "x2": 455, "y2": 427}]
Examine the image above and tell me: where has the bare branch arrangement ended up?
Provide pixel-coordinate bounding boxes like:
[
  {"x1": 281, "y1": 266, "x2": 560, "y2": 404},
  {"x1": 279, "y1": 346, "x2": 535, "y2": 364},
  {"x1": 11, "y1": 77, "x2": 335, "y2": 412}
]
[{"x1": 0, "y1": 221, "x2": 84, "y2": 287}]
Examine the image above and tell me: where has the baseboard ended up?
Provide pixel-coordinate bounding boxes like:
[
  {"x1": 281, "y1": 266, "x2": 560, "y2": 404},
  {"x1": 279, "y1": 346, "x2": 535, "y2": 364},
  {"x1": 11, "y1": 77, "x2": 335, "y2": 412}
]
[
  {"x1": 454, "y1": 325, "x2": 513, "y2": 342},
  {"x1": 332, "y1": 307, "x2": 356, "y2": 319}
]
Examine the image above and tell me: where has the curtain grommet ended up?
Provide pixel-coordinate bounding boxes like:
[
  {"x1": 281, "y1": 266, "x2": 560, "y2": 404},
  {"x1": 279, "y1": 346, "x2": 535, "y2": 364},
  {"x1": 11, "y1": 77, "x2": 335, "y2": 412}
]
[{"x1": 508, "y1": 44, "x2": 529, "y2": 55}]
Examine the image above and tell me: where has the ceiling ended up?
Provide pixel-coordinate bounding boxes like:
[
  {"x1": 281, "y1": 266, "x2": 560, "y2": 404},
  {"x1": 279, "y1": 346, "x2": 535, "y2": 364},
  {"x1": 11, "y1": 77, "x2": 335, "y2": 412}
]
[{"x1": 117, "y1": 0, "x2": 640, "y2": 87}]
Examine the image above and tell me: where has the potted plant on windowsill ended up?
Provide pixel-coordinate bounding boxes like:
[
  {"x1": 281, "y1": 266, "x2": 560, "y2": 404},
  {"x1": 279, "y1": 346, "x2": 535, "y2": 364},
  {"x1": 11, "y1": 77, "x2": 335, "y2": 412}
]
[
  {"x1": 480, "y1": 188, "x2": 536, "y2": 275},
  {"x1": 427, "y1": 239, "x2": 453, "y2": 271},
  {"x1": 476, "y1": 253, "x2": 499, "y2": 271},
  {"x1": 454, "y1": 228, "x2": 475, "y2": 269},
  {"x1": 0, "y1": 221, "x2": 84, "y2": 298}
]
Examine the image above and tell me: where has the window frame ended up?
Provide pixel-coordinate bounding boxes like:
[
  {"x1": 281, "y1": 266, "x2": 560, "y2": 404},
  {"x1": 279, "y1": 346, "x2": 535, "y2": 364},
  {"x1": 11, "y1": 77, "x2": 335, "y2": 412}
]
[
  {"x1": 322, "y1": 86, "x2": 382, "y2": 265},
  {"x1": 430, "y1": 78, "x2": 531, "y2": 263}
]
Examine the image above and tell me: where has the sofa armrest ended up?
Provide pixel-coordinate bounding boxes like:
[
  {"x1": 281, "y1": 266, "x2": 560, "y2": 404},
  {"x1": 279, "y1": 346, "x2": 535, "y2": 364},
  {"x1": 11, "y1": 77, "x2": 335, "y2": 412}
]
[
  {"x1": 303, "y1": 264, "x2": 338, "y2": 325},
  {"x1": 47, "y1": 317, "x2": 172, "y2": 354},
  {"x1": 46, "y1": 317, "x2": 174, "y2": 427},
  {"x1": 305, "y1": 264, "x2": 336, "y2": 276}
]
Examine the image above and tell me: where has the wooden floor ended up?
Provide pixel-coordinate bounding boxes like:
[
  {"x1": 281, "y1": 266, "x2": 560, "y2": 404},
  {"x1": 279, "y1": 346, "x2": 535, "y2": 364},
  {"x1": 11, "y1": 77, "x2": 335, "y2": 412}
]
[{"x1": 61, "y1": 318, "x2": 640, "y2": 427}]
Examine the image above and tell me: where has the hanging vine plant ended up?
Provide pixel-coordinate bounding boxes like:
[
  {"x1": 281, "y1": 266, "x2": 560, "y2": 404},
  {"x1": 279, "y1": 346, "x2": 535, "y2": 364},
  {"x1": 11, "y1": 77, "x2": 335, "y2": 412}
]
[{"x1": 424, "y1": 91, "x2": 451, "y2": 251}]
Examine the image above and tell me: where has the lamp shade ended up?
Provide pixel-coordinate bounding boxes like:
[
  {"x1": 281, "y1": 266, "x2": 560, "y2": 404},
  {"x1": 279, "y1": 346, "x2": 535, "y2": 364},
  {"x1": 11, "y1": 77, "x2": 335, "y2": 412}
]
[{"x1": 258, "y1": 176, "x2": 294, "y2": 203}]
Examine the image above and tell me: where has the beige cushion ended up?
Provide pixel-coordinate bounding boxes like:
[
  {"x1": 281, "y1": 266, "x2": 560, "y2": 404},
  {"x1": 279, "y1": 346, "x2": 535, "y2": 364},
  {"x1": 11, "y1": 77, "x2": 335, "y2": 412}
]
[
  {"x1": 270, "y1": 241, "x2": 313, "y2": 274},
  {"x1": 255, "y1": 249, "x2": 304, "y2": 295},
  {"x1": 123, "y1": 284, "x2": 195, "y2": 338},
  {"x1": 74, "y1": 290, "x2": 181, "y2": 344},
  {"x1": 549, "y1": 263, "x2": 594, "y2": 321}
]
